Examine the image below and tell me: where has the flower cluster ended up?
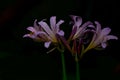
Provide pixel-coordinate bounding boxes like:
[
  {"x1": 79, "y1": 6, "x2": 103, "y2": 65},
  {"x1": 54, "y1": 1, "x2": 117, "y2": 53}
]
[{"x1": 23, "y1": 15, "x2": 118, "y2": 60}]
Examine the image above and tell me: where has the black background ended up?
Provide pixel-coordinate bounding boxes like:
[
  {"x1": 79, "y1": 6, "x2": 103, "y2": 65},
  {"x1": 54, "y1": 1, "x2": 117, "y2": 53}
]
[{"x1": 0, "y1": 0, "x2": 120, "y2": 80}]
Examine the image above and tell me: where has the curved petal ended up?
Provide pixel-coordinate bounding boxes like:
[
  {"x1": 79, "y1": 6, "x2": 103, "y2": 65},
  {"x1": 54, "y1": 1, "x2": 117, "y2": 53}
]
[
  {"x1": 74, "y1": 21, "x2": 92, "y2": 39},
  {"x1": 70, "y1": 15, "x2": 82, "y2": 29},
  {"x1": 80, "y1": 21, "x2": 93, "y2": 30},
  {"x1": 95, "y1": 21, "x2": 101, "y2": 34},
  {"x1": 27, "y1": 27, "x2": 36, "y2": 33},
  {"x1": 23, "y1": 34, "x2": 31, "y2": 38},
  {"x1": 106, "y1": 35, "x2": 118, "y2": 40},
  {"x1": 33, "y1": 19, "x2": 39, "y2": 30},
  {"x1": 23, "y1": 34, "x2": 36, "y2": 39},
  {"x1": 56, "y1": 20, "x2": 64, "y2": 32},
  {"x1": 50, "y1": 16, "x2": 56, "y2": 31},
  {"x1": 88, "y1": 24, "x2": 95, "y2": 28},
  {"x1": 44, "y1": 41, "x2": 51, "y2": 48}
]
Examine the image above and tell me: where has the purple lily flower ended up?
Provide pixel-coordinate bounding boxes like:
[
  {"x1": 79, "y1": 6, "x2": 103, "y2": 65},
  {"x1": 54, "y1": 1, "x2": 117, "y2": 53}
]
[
  {"x1": 23, "y1": 16, "x2": 64, "y2": 48},
  {"x1": 83, "y1": 21, "x2": 118, "y2": 53}
]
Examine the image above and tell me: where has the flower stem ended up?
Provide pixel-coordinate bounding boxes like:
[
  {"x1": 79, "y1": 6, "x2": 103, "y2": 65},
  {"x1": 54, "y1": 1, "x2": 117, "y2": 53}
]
[
  {"x1": 61, "y1": 51, "x2": 67, "y2": 80},
  {"x1": 76, "y1": 61, "x2": 80, "y2": 80}
]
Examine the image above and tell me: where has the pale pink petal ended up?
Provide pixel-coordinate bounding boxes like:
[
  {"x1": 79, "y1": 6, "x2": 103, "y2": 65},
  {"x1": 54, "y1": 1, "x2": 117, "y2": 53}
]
[
  {"x1": 106, "y1": 35, "x2": 118, "y2": 40},
  {"x1": 50, "y1": 16, "x2": 56, "y2": 31},
  {"x1": 33, "y1": 19, "x2": 42, "y2": 31},
  {"x1": 56, "y1": 20, "x2": 64, "y2": 32},
  {"x1": 101, "y1": 42, "x2": 107, "y2": 48},
  {"x1": 27, "y1": 27, "x2": 36, "y2": 33},
  {"x1": 56, "y1": 20, "x2": 64, "y2": 26},
  {"x1": 23, "y1": 34, "x2": 31, "y2": 38},
  {"x1": 57, "y1": 30, "x2": 64, "y2": 36},
  {"x1": 38, "y1": 21, "x2": 55, "y2": 38},
  {"x1": 101, "y1": 27, "x2": 111, "y2": 35},
  {"x1": 44, "y1": 41, "x2": 51, "y2": 48},
  {"x1": 23, "y1": 34, "x2": 36, "y2": 39}
]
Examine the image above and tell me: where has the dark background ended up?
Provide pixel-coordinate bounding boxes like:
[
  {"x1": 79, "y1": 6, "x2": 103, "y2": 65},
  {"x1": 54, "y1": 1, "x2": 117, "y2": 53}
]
[{"x1": 0, "y1": 0, "x2": 120, "y2": 80}]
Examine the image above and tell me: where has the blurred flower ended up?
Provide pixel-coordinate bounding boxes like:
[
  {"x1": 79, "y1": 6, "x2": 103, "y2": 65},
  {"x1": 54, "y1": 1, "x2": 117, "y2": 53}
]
[
  {"x1": 83, "y1": 21, "x2": 118, "y2": 53},
  {"x1": 23, "y1": 16, "x2": 64, "y2": 48},
  {"x1": 68, "y1": 15, "x2": 94, "y2": 41}
]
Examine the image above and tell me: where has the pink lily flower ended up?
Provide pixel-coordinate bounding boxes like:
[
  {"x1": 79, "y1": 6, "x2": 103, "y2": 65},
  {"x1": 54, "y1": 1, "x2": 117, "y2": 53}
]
[{"x1": 23, "y1": 16, "x2": 64, "y2": 48}]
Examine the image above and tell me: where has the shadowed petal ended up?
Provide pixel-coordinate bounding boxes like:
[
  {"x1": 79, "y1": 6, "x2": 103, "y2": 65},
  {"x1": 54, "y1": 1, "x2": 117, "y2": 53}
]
[
  {"x1": 74, "y1": 21, "x2": 92, "y2": 38},
  {"x1": 69, "y1": 26, "x2": 77, "y2": 40},
  {"x1": 101, "y1": 42, "x2": 107, "y2": 48},
  {"x1": 106, "y1": 35, "x2": 118, "y2": 40},
  {"x1": 56, "y1": 34, "x2": 72, "y2": 53},
  {"x1": 36, "y1": 31, "x2": 51, "y2": 40},
  {"x1": 95, "y1": 21, "x2": 101, "y2": 34},
  {"x1": 44, "y1": 41, "x2": 51, "y2": 48}
]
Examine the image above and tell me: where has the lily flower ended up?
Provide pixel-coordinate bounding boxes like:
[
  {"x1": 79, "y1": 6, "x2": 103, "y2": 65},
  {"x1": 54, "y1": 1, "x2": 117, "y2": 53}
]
[
  {"x1": 23, "y1": 16, "x2": 65, "y2": 49},
  {"x1": 66, "y1": 15, "x2": 94, "y2": 58},
  {"x1": 68, "y1": 15, "x2": 94, "y2": 41},
  {"x1": 83, "y1": 21, "x2": 118, "y2": 54}
]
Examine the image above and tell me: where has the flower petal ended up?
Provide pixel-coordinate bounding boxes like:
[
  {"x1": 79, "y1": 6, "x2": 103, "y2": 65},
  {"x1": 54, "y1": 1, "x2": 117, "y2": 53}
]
[
  {"x1": 74, "y1": 21, "x2": 92, "y2": 39},
  {"x1": 38, "y1": 21, "x2": 55, "y2": 39},
  {"x1": 88, "y1": 24, "x2": 95, "y2": 28},
  {"x1": 69, "y1": 26, "x2": 77, "y2": 40},
  {"x1": 57, "y1": 30, "x2": 64, "y2": 36},
  {"x1": 95, "y1": 21, "x2": 101, "y2": 34},
  {"x1": 101, "y1": 42, "x2": 107, "y2": 48},
  {"x1": 44, "y1": 41, "x2": 51, "y2": 48},
  {"x1": 50, "y1": 16, "x2": 56, "y2": 31},
  {"x1": 36, "y1": 31, "x2": 51, "y2": 41},
  {"x1": 23, "y1": 34, "x2": 31, "y2": 38},
  {"x1": 101, "y1": 27, "x2": 111, "y2": 35},
  {"x1": 70, "y1": 15, "x2": 82, "y2": 29},
  {"x1": 56, "y1": 20, "x2": 64, "y2": 32},
  {"x1": 79, "y1": 21, "x2": 93, "y2": 31},
  {"x1": 27, "y1": 27, "x2": 36, "y2": 33},
  {"x1": 23, "y1": 34, "x2": 36, "y2": 39},
  {"x1": 106, "y1": 35, "x2": 118, "y2": 40}
]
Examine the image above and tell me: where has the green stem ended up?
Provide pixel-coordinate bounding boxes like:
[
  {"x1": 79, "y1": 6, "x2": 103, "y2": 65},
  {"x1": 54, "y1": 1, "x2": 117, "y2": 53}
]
[
  {"x1": 76, "y1": 61, "x2": 80, "y2": 80},
  {"x1": 61, "y1": 51, "x2": 67, "y2": 80}
]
